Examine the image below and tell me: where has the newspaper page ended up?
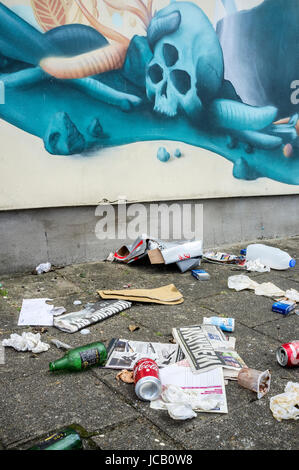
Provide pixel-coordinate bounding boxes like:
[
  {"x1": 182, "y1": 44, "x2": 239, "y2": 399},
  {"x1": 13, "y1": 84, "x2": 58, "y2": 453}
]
[
  {"x1": 172, "y1": 324, "x2": 246, "y2": 374},
  {"x1": 151, "y1": 361, "x2": 228, "y2": 414},
  {"x1": 53, "y1": 300, "x2": 132, "y2": 333},
  {"x1": 103, "y1": 338, "x2": 185, "y2": 369}
]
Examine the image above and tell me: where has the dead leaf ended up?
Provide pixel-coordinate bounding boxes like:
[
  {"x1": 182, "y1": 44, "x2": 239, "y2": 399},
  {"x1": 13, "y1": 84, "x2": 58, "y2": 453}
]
[
  {"x1": 128, "y1": 324, "x2": 140, "y2": 332},
  {"x1": 116, "y1": 370, "x2": 134, "y2": 384}
]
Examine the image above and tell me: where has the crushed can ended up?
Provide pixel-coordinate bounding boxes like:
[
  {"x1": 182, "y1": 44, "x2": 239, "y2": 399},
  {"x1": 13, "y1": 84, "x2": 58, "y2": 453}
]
[
  {"x1": 276, "y1": 341, "x2": 299, "y2": 367},
  {"x1": 203, "y1": 316, "x2": 235, "y2": 332},
  {"x1": 272, "y1": 300, "x2": 296, "y2": 315},
  {"x1": 191, "y1": 269, "x2": 211, "y2": 281},
  {"x1": 133, "y1": 357, "x2": 162, "y2": 401}
]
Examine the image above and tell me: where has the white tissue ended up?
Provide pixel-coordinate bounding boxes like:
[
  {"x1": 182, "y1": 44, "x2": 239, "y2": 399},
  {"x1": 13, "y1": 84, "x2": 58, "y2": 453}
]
[
  {"x1": 245, "y1": 259, "x2": 270, "y2": 273},
  {"x1": 2, "y1": 332, "x2": 50, "y2": 353},
  {"x1": 35, "y1": 262, "x2": 51, "y2": 274},
  {"x1": 270, "y1": 382, "x2": 299, "y2": 422}
]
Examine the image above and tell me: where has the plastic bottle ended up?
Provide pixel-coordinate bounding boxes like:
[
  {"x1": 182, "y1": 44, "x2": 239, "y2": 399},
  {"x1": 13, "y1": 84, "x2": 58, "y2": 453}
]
[
  {"x1": 49, "y1": 341, "x2": 107, "y2": 372},
  {"x1": 246, "y1": 244, "x2": 296, "y2": 270}
]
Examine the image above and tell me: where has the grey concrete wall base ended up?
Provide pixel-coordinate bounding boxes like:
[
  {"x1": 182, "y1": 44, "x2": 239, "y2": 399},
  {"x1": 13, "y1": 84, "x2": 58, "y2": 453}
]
[{"x1": 0, "y1": 195, "x2": 299, "y2": 274}]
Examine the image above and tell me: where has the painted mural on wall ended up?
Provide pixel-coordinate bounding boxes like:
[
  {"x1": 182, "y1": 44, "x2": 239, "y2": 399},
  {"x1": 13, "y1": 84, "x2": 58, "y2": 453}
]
[{"x1": 0, "y1": 0, "x2": 298, "y2": 185}]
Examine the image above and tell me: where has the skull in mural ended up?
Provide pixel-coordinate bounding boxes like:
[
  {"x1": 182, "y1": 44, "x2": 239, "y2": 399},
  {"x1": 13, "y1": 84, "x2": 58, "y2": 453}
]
[{"x1": 146, "y1": 2, "x2": 224, "y2": 121}]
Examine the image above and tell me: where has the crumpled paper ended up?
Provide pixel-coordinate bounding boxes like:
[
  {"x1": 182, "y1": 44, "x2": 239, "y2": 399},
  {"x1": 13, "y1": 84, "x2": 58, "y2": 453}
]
[
  {"x1": 2, "y1": 332, "x2": 50, "y2": 353},
  {"x1": 245, "y1": 259, "x2": 270, "y2": 273},
  {"x1": 151, "y1": 385, "x2": 221, "y2": 420},
  {"x1": 285, "y1": 289, "x2": 299, "y2": 303},
  {"x1": 35, "y1": 262, "x2": 51, "y2": 274},
  {"x1": 270, "y1": 382, "x2": 299, "y2": 422}
]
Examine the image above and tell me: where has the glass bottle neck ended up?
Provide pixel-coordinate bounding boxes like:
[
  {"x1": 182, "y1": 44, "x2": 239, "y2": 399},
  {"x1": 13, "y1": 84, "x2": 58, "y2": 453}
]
[{"x1": 49, "y1": 356, "x2": 69, "y2": 371}]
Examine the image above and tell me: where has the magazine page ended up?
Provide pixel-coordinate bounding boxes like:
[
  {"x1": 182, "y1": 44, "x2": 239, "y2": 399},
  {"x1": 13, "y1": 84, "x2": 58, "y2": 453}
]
[{"x1": 103, "y1": 338, "x2": 185, "y2": 369}]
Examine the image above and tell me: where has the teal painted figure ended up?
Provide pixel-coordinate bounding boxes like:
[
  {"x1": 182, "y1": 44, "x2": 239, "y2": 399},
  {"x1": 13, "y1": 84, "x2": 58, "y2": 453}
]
[{"x1": 0, "y1": 0, "x2": 298, "y2": 184}]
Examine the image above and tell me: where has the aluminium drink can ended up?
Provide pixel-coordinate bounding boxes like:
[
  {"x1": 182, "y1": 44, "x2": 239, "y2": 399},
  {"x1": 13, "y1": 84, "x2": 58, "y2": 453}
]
[
  {"x1": 276, "y1": 341, "x2": 299, "y2": 367},
  {"x1": 203, "y1": 316, "x2": 235, "y2": 332},
  {"x1": 133, "y1": 357, "x2": 162, "y2": 401}
]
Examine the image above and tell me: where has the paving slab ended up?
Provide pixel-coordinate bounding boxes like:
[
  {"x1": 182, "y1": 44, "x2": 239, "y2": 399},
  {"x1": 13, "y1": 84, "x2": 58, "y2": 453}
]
[{"x1": 0, "y1": 369, "x2": 138, "y2": 449}]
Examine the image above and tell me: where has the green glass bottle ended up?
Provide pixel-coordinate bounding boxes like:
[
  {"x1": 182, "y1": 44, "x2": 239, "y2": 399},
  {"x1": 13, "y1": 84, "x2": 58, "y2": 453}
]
[
  {"x1": 49, "y1": 341, "x2": 107, "y2": 372},
  {"x1": 29, "y1": 428, "x2": 82, "y2": 450}
]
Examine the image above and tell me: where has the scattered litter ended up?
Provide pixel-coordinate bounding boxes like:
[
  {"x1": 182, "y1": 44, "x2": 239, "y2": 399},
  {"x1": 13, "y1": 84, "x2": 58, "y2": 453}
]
[
  {"x1": 237, "y1": 368, "x2": 271, "y2": 399},
  {"x1": 49, "y1": 341, "x2": 107, "y2": 371},
  {"x1": 150, "y1": 364, "x2": 227, "y2": 415},
  {"x1": 104, "y1": 338, "x2": 184, "y2": 370},
  {"x1": 80, "y1": 328, "x2": 90, "y2": 335},
  {"x1": 50, "y1": 338, "x2": 72, "y2": 350},
  {"x1": 2, "y1": 332, "x2": 50, "y2": 353},
  {"x1": 270, "y1": 382, "x2": 299, "y2": 422},
  {"x1": 53, "y1": 299, "x2": 132, "y2": 333},
  {"x1": 227, "y1": 275, "x2": 259, "y2": 292},
  {"x1": 246, "y1": 244, "x2": 296, "y2": 270},
  {"x1": 276, "y1": 341, "x2": 299, "y2": 367},
  {"x1": 172, "y1": 324, "x2": 246, "y2": 377},
  {"x1": 191, "y1": 269, "x2": 210, "y2": 281},
  {"x1": 106, "y1": 252, "x2": 115, "y2": 262},
  {"x1": 255, "y1": 282, "x2": 286, "y2": 298},
  {"x1": 35, "y1": 262, "x2": 51, "y2": 275},
  {"x1": 134, "y1": 357, "x2": 162, "y2": 401},
  {"x1": 28, "y1": 428, "x2": 82, "y2": 450},
  {"x1": 166, "y1": 402, "x2": 197, "y2": 421},
  {"x1": 51, "y1": 306, "x2": 67, "y2": 316},
  {"x1": 285, "y1": 289, "x2": 299, "y2": 302},
  {"x1": 31, "y1": 326, "x2": 48, "y2": 335},
  {"x1": 245, "y1": 258, "x2": 270, "y2": 273},
  {"x1": 228, "y1": 275, "x2": 286, "y2": 298},
  {"x1": 203, "y1": 251, "x2": 245, "y2": 266},
  {"x1": 203, "y1": 316, "x2": 235, "y2": 332},
  {"x1": 176, "y1": 258, "x2": 201, "y2": 273},
  {"x1": 98, "y1": 284, "x2": 184, "y2": 305},
  {"x1": 112, "y1": 235, "x2": 203, "y2": 273},
  {"x1": 272, "y1": 300, "x2": 296, "y2": 315},
  {"x1": 18, "y1": 298, "x2": 56, "y2": 326},
  {"x1": 73, "y1": 300, "x2": 82, "y2": 305},
  {"x1": 128, "y1": 324, "x2": 140, "y2": 332},
  {"x1": 116, "y1": 369, "x2": 134, "y2": 384}
]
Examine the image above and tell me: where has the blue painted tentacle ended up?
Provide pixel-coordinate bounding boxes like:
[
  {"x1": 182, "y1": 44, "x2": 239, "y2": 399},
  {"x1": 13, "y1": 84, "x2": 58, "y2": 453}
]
[
  {"x1": 1, "y1": 67, "x2": 47, "y2": 88},
  {"x1": 229, "y1": 129, "x2": 282, "y2": 150},
  {"x1": 69, "y1": 77, "x2": 143, "y2": 112},
  {"x1": 209, "y1": 99, "x2": 278, "y2": 131}
]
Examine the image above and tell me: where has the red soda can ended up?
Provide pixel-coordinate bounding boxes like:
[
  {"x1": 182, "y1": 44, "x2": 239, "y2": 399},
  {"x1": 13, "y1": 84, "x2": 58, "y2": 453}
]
[
  {"x1": 276, "y1": 341, "x2": 299, "y2": 367},
  {"x1": 133, "y1": 357, "x2": 162, "y2": 401}
]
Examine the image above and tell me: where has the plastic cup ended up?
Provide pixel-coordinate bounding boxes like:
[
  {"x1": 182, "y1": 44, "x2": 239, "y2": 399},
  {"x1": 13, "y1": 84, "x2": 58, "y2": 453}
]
[{"x1": 237, "y1": 367, "x2": 271, "y2": 399}]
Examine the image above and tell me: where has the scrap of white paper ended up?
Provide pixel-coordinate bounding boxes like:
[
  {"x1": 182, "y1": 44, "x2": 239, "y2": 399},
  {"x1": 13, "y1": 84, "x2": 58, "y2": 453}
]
[{"x1": 18, "y1": 298, "x2": 55, "y2": 326}]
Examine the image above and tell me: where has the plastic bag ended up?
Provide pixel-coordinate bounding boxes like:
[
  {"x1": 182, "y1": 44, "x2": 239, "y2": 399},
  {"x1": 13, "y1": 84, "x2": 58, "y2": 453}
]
[
  {"x1": 227, "y1": 275, "x2": 259, "y2": 292},
  {"x1": 35, "y1": 262, "x2": 51, "y2": 274},
  {"x1": 270, "y1": 382, "x2": 299, "y2": 422}
]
